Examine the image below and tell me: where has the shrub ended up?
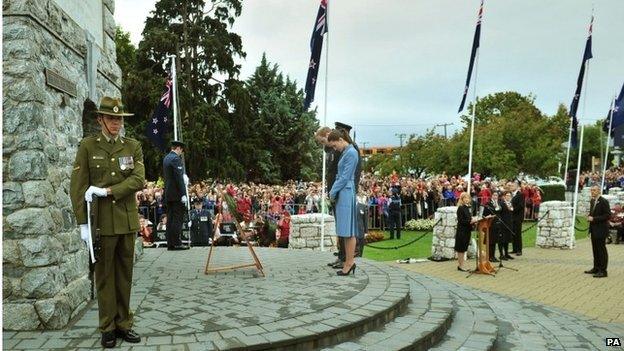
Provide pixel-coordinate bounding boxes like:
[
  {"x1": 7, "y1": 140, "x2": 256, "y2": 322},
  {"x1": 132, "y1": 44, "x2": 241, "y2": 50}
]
[
  {"x1": 539, "y1": 184, "x2": 565, "y2": 202},
  {"x1": 365, "y1": 230, "x2": 385, "y2": 243}
]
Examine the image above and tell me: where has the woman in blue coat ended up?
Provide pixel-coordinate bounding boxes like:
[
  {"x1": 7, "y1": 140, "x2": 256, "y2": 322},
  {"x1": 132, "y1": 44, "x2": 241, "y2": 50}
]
[{"x1": 328, "y1": 130, "x2": 359, "y2": 276}]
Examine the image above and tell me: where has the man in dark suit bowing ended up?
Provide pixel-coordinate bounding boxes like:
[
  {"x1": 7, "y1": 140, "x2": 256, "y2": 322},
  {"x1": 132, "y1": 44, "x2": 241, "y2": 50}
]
[
  {"x1": 586, "y1": 185, "x2": 610, "y2": 278},
  {"x1": 163, "y1": 140, "x2": 189, "y2": 250},
  {"x1": 510, "y1": 180, "x2": 525, "y2": 255}
]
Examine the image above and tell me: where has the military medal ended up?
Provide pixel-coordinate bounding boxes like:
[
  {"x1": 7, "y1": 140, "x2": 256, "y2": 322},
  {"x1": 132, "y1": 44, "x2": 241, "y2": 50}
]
[{"x1": 118, "y1": 156, "x2": 134, "y2": 170}]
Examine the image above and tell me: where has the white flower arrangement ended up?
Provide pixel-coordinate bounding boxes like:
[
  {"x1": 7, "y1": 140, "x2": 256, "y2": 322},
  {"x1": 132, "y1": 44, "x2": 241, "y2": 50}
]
[{"x1": 405, "y1": 218, "x2": 436, "y2": 231}]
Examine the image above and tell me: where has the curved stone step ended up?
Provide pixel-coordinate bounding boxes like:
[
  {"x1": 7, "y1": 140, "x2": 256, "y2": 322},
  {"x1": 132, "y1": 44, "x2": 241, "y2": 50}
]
[
  {"x1": 421, "y1": 275, "x2": 498, "y2": 351},
  {"x1": 321, "y1": 274, "x2": 453, "y2": 351},
  {"x1": 413, "y1": 272, "x2": 622, "y2": 351}
]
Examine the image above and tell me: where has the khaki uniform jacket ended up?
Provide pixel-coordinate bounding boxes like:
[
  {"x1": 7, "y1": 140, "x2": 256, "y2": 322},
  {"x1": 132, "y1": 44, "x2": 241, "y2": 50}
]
[{"x1": 70, "y1": 134, "x2": 145, "y2": 235}]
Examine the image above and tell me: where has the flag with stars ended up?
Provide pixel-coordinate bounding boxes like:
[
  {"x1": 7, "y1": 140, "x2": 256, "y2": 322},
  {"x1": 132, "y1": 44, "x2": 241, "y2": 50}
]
[
  {"x1": 603, "y1": 83, "x2": 624, "y2": 133},
  {"x1": 569, "y1": 15, "x2": 593, "y2": 148},
  {"x1": 304, "y1": 0, "x2": 328, "y2": 110},
  {"x1": 145, "y1": 78, "x2": 173, "y2": 151},
  {"x1": 458, "y1": 0, "x2": 484, "y2": 113}
]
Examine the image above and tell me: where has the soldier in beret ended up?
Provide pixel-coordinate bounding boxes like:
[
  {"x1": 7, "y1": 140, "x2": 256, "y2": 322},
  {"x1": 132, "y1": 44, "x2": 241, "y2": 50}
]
[{"x1": 70, "y1": 96, "x2": 145, "y2": 348}]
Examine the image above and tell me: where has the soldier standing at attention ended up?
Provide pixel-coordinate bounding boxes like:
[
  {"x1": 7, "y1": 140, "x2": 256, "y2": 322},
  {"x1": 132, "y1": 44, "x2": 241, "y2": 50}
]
[
  {"x1": 163, "y1": 140, "x2": 190, "y2": 250},
  {"x1": 70, "y1": 97, "x2": 145, "y2": 348}
]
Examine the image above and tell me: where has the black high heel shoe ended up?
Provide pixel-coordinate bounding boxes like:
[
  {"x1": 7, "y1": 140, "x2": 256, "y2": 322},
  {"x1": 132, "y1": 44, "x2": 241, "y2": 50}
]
[{"x1": 337, "y1": 263, "x2": 356, "y2": 276}]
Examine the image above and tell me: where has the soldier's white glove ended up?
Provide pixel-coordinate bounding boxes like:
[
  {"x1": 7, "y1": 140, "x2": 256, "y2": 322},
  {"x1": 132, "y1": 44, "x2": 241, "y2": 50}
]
[
  {"x1": 181, "y1": 195, "x2": 188, "y2": 204},
  {"x1": 188, "y1": 221, "x2": 192, "y2": 228},
  {"x1": 79, "y1": 224, "x2": 90, "y2": 243},
  {"x1": 183, "y1": 174, "x2": 190, "y2": 186},
  {"x1": 85, "y1": 186, "x2": 108, "y2": 202}
]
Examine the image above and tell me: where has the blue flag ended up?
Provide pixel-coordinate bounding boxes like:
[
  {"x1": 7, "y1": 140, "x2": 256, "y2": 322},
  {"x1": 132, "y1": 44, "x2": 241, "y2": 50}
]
[
  {"x1": 569, "y1": 16, "x2": 593, "y2": 148},
  {"x1": 603, "y1": 83, "x2": 624, "y2": 133},
  {"x1": 304, "y1": 0, "x2": 328, "y2": 110},
  {"x1": 145, "y1": 78, "x2": 173, "y2": 151},
  {"x1": 458, "y1": 0, "x2": 483, "y2": 113}
]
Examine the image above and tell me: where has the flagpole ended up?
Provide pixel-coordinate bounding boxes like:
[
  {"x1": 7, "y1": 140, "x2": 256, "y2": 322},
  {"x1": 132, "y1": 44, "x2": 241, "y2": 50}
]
[
  {"x1": 563, "y1": 118, "x2": 573, "y2": 181},
  {"x1": 466, "y1": 51, "x2": 480, "y2": 195},
  {"x1": 601, "y1": 97, "x2": 616, "y2": 193},
  {"x1": 170, "y1": 55, "x2": 179, "y2": 141},
  {"x1": 572, "y1": 125, "x2": 585, "y2": 236},
  {"x1": 320, "y1": 0, "x2": 330, "y2": 252}
]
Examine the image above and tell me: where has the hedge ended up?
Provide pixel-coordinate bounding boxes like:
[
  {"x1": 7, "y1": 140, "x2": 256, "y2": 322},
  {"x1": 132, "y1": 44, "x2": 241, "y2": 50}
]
[{"x1": 539, "y1": 184, "x2": 566, "y2": 202}]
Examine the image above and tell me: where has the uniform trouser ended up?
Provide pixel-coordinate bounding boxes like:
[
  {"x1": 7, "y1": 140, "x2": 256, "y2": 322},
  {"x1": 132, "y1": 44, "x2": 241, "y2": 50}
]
[
  {"x1": 388, "y1": 212, "x2": 401, "y2": 239},
  {"x1": 355, "y1": 236, "x2": 365, "y2": 257},
  {"x1": 512, "y1": 219, "x2": 522, "y2": 253},
  {"x1": 96, "y1": 233, "x2": 135, "y2": 333},
  {"x1": 591, "y1": 235, "x2": 608, "y2": 273},
  {"x1": 166, "y1": 201, "x2": 185, "y2": 248},
  {"x1": 338, "y1": 237, "x2": 346, "y2": 262}
]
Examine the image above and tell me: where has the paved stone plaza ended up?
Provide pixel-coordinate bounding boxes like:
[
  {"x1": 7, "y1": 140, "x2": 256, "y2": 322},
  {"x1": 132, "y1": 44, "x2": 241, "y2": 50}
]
[
  {"x1": 396, "y1": 238, "x2": 624, "y2": 324},
  {"x1": 3, "y1": 245, "x2": 624, "y2": 350}
]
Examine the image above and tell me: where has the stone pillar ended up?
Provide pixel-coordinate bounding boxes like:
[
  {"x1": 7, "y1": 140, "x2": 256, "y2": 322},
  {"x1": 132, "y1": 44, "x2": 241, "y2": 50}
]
[
  {"x1": 3, "y1": 0, "x2": 122, "y2": 330},
  {"x1": 536, "y1": 201, "x2": 575, "y2": 249},
  {"x1": 431, "y1": 207, "x2": 475, "y2": 260},
  {"x1": 576, "y1": 188, "x2": 592, "y2": 215},
  {"x1": 289, "y1": 214, "x2": 337, "y2": 250}
]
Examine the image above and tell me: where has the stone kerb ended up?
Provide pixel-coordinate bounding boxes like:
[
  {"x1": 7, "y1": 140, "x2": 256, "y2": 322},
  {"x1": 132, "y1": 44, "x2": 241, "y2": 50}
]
[
  {"x1": 536, "y1": 201, "x2": 575, "y2": 249},
  {"x1": 432, "y1": 206, "x2": 475, "y2": 260},
  {"x1": 289, "y1": 214, "x2": 337, "y2": 250}
]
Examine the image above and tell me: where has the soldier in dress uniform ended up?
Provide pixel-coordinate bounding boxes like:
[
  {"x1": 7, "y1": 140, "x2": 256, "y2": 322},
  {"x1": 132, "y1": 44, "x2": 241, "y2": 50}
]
[
  {"x1": 163, "y1": 140, "x2": 190, "y2": 250},
  {"x1": 70, "y1": 96, "x2": 144, "y2": 348}
]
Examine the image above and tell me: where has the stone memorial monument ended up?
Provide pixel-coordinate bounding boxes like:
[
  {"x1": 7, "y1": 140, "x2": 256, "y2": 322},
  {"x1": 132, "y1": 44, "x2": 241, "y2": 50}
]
[
  {"x1": 289, "y1": 214, "x2": 337, "y2": 250},
  {"x1": 432, "y1": 207, "x2": 476, "y2": 260},
  {"x1": 3, "y1": 0, "x2": 123, "y2": 330}
]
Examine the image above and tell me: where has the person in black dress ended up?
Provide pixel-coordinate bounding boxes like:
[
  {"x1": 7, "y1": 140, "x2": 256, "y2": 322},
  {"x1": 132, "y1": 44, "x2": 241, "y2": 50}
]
[
  {"x1": 482, "y1": 191, "x2": 501, "y2": 263},
  {"x1": 499, "y1": 191, "x2": 515, "y2": 260},
  {"x1": 455, "y1": 193, "x2": 475, "y2": 271}
]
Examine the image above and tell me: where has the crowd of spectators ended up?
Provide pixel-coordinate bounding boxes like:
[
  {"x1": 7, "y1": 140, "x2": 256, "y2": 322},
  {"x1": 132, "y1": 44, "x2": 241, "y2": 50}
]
[{"x1": 135, "y1": 171, "x2": 548, "y2": 243}]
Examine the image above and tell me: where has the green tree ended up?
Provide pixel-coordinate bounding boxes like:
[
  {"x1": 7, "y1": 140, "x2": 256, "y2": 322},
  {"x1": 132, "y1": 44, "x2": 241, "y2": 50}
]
[
  {"x1": 119, "y1": 0, "x2": 246, "y2": 180},
  {"x1": 245, "y1": 54, "x2": 320, "y2": 183}
]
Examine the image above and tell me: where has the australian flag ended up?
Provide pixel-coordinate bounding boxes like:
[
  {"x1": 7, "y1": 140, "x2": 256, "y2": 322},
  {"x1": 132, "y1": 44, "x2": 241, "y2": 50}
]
[
  {"x1": 569, "y1": 15, "x2": 593, "y2": 148},
  {"x1": 145, "y1": 78, "x2": 173, "y2": 151},
  {"x1": 304, "y1": 0, "x2": 328, "y2": 110},
  {"x1": 603, "y1": 83, "x2": 624, "y2": 133},
  {"x1": 458, "y1": 0, "x2": 483, "y2": 113}
]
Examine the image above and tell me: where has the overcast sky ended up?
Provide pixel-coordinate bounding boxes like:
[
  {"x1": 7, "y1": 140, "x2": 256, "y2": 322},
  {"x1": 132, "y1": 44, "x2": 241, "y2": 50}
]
[{"x1": 115, "y1": 0, "x2": 624, "y2": 147}]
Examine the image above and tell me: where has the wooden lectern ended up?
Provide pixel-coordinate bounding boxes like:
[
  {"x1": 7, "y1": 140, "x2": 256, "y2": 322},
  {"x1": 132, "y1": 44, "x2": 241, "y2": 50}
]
[{"x1": 472, "y1": 215, "x2": 497, "y2": 275}]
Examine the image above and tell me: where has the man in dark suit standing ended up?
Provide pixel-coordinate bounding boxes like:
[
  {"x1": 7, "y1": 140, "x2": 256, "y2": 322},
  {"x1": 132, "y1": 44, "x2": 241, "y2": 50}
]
[
  {"x1": 510, "y1": 181, "x2": 524, "y2": 255},
  {"x1": 586, "y1": 185, "x2": 610, "y2": 278},
  {"x1": 163, "y1": 140, "x2": 189, "y2": 250}
]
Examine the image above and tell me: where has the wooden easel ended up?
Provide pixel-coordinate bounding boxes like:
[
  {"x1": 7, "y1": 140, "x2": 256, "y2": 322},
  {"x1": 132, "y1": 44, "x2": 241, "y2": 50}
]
[
  {"x1": 470, "y1": 215, "x2": 497, "y2": 276},
  {"x1": 204, "y1": 217, "x2": 265, "y2": 277}
]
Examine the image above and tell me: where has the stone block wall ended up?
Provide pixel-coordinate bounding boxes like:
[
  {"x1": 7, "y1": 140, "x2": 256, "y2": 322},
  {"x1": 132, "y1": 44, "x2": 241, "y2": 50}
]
[
  {"x1": 289, "y1": 214, "x2": 337, "y2": 250},
  {"x1": 576, "y1": 188, "x2": 591, "y2": 215},
  {"x1": 432, "y1": 207, "x2": 476, "y2": 260},
  {"x1": 3, "y1": 0, "x2": 122, "y2": 330},
  {"x1": 536, "y1": 201, "x2": 575, "y2": 249}
]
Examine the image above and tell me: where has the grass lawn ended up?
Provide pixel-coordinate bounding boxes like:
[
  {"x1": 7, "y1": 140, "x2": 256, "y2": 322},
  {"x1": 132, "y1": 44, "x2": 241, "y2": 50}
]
[{"x1": 363, "y1": 216, "x2": 590, "y2": 262}]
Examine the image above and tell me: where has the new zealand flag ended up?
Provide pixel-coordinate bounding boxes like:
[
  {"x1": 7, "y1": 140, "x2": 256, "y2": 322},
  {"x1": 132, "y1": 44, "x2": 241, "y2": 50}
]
[
  {"x1": 603, "y1": 83, "x2": 624, "y2": 133},
  {"x1": 145, "y1": 78, "x2": 173, "y2": 151},
  {"x1": 304, "y1": 0, "x2": 328, "y2": 110},
  {"x1": 569, "y1": 16, "x2": 593, "y2": 148}
]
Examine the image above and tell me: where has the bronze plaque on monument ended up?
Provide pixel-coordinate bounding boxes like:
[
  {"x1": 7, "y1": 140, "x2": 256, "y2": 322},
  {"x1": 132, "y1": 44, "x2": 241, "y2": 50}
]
[{"x1": 45, "y1": 68, "x2": 77, "y2": 97}]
